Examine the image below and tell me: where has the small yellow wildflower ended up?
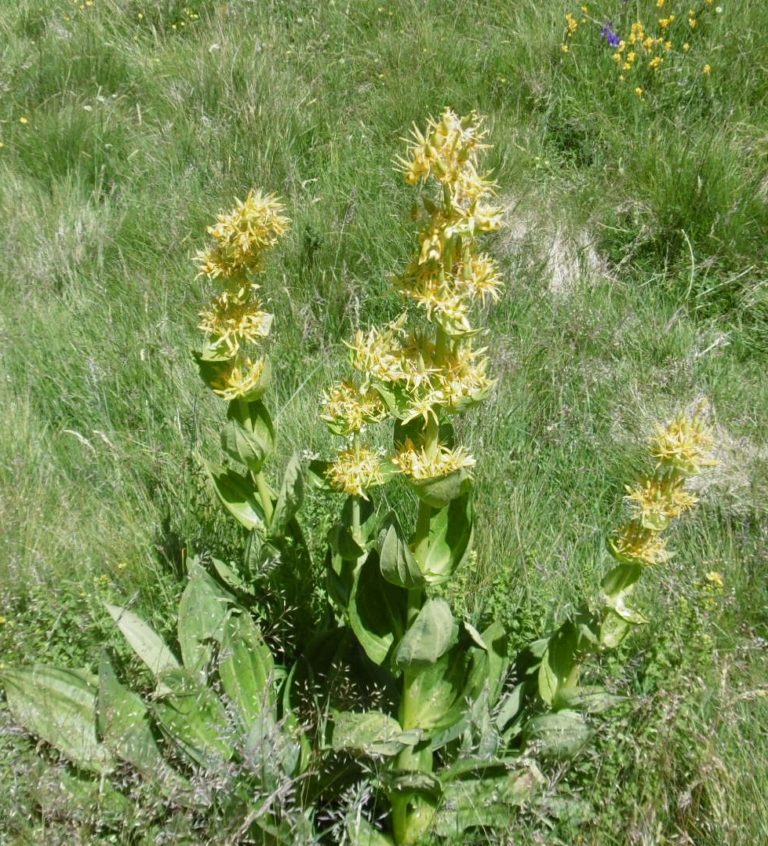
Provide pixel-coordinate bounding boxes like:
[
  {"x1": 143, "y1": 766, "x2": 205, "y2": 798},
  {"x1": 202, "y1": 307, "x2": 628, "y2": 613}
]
[
  {"x1": 703, "y1": 64, "x2": 712, "y2": 76},
  {"x1": 649, "y1": 56, "x2": 663, "y2": 70},
  {"x1": 627, "y1": 51, "x2": 637, "y2": 64},
  {"x1": 561, "y1": 43, "x2": 570, "y2": 54},
  {"x1": 704, "y1": 570, "x2": 724, "y2": 589},
  {"x1": 326, "y1": 444, "x2": 384, "y2": 497},
  {"x1": 657, "y1": 0, "x2": 666, "y2": 6},
  {"x1": 659, "y1": 16, "x2": 675, "y2": 29},
  {"x1": 565, "y1": 13, "x2": 578, "y2": 34},
  {"x1": 19, "y1": 116, "x2": 29, "y2": 125},
  {"x1": 689, "y1": 17, "x2": 698, "y2": 28},
  {"x1": 635, "y1": 86, "x2": 644, "y2": 97},
  {"x1": 0, "y1": 616, "x2": 6, "y2": 625},
  {"x1": 682, "y1": 42, "x2": 691, "y2": 52}
]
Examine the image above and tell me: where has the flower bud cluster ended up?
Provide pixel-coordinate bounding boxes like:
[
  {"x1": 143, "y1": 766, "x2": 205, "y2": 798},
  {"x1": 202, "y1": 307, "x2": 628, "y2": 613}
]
[
  {"x1": 322, "y1": 110, "x2": 503, "y2": 498},
  {"x1": 194, "y1": 191, "x2": 289, "y2": 400},
  {"x1": 609, "y1": 408, "x2": 716, "y2": 566}
]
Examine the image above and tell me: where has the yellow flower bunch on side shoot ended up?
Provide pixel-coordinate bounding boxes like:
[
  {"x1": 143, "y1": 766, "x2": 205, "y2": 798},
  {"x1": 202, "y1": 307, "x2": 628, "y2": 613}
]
[
  {"x1": 610, "y1": 408, "x2": 716, "y2": 566},
  {"x1": 194, "y1": 191, "x2": 289, "y2": 400}
]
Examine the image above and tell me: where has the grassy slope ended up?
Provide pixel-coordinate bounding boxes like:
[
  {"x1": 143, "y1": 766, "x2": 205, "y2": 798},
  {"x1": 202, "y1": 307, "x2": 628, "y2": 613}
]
[{"x1": 0, "y1": 0, "x2": 766, "y2": 842}]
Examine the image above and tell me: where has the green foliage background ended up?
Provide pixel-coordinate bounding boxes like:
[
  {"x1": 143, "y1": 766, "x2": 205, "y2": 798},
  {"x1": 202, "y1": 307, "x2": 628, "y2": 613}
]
[{"x1": 0, "y1": 0, "x2": 766, "y2": 843}]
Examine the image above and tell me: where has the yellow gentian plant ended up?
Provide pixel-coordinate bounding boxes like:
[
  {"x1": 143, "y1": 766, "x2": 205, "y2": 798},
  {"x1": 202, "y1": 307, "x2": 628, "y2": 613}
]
[{"x1": 0, "y1": 115, "x2": 719, "y2": 846}]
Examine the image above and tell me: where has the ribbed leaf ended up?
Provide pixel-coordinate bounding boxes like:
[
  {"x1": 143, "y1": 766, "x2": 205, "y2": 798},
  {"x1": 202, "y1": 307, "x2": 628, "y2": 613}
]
[
  {"x1": 395, "y1": 598, "x2": 457, "y2": 669},
  {"x1": 433, "y1": 765, "x2": 544, "y2": 836},
  {"x1": 97, "y1": 654, "x2": 173, "y2": 780},
  {"x1": 3, "y1": 666, "x2": 113, "y2": 773},
  {"x1": 177, "y1": 562, "x2": 231, "y2": 675},
  {"x1": 348, "y1": 552, "x2": 407, "y2": 666},
  {"x1": 378, "y1": 512, "x2": 424, "y2": 589},
  {"x1": 153, "y1": 669, "x2": 234, "y2": 768},
  {"x1": 221, "y1": 399, "x2": 274, "y2": 473},
  {"x1": 270, "y1": 453, "x2": 304, "y2": 536},
  {"x1": 420, "y1": 493, "x2": 473, "y2": 585},
  {"x1": 218, "y1": 612, "x2": 275, "y2": 728},
  {"x1": 330, "y1": 710, "x2": 421, "y2": 757},
  {"x1": 207, "y1": 463, "x2": 266, "y2": 531},
  {"x1": 105, "y1": 604, "x2": 179, "y2": 679},
  {"x1": 523, "y1": 709, "x2": 591, "y2": 759}
]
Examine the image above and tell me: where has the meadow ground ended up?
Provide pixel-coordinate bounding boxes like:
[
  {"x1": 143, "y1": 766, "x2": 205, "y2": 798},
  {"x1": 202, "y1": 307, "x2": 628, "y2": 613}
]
[{"x1": 0, "y1": 0, "x2": 767, "y2": 843}]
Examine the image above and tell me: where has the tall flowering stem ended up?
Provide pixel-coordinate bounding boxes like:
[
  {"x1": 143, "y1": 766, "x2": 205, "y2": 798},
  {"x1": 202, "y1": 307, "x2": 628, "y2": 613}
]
[
  {"x1": 318, "y1": 110, "x2": 506, "y2": 845},
  {"x1": 194, "y1": 192, "x2": 312, "y2": 634}
]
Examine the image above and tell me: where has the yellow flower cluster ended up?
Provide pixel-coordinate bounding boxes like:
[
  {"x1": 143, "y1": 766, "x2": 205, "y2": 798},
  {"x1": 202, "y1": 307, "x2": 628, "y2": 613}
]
[
  {"x1": 195, "y1": 190, "x2": 289, "y2": 401},
  {"x1": 321, "y1": 381, "x2": 388, "y2": 437},
  {"x1": 393, "y1": 440, "x2": 476, "y2": 480},
  {"x1": 209, "y1": 356, "x2": 270, "y2": 402},
  {"x1": 326, "y1": 444, "x2": 385, "y2": 498},
  {"x1": 609, "y1": 408, "x2": 716, "y2": 566},
  {"x1": 322, "y1": 110, "x2": 503, "y2": 497},
  {"x1": 195, "y1": 191, "x2": 289, "y2": 281},
  {"x1": 198, "y1": 283, "x2": 273, "y2": 357}
]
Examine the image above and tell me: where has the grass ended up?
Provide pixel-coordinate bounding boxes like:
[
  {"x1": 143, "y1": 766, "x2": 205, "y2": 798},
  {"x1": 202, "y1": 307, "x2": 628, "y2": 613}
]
[{"x1": 1, "y1": 0, "x2": 767, "y2": 842}]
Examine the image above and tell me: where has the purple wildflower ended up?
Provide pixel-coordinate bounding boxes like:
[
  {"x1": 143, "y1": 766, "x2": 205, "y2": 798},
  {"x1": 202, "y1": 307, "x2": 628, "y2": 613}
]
[{"x1": 601, "y1": 21, "x2": 621, "y2": 48}]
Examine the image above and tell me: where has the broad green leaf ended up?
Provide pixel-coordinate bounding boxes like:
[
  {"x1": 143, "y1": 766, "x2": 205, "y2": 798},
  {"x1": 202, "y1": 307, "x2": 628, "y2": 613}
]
[
  {"x1": 599, "y1": 609, "x2": 632, "y2": 649},
  {"x1": 481, "y1": 620, "x2": 509, "y2": 706},
  {"x1": 221, "y1": 398, "x2": 274, "y2": 473},
  {"x1": 538, "y1": 622, "x2": 579, "y2": 705},
  {"x1": 401, "y1": 645, "x2": 470, "y2": 731},
  {"x1": 523, "y1": 709, "x2": 591, "y2": 759},
  {"x1": 97, "y1": 655, "x2": 173, "y2": 780},
  {"x1": 211, "y1": 557, "x2": 254, "y2": 596},
  {"x1": 330, "y1": 710, "x2": 421, "y2": 757},
  {"x1": 433, "y1": 765, "x2": 544, "y2": 836},
  {"x1": 2, "y1": 666, "x2": 114, "y2": 773},
  {"x1": 153, "y1": 669, "x2": 234, "y2": 768},
  {"x1": 270, "y1": 453, "x2": 304, "y2": 536},
  {"x1": 378, "y1": 512, "x2": 425, "y2": 589},
  {"x1": 420, "y1": 493, "x2": 474, "y2": 585},
  {"x1": 553, "y1": 685, "x2": 625, "y2": 714},
  {"x1": 105, "y1": 604, "x2": 179, "y2": 679},
  {"x1": 218, "y1": 612, "x2": 275, "y2": 728},
  {"x1": 380, "y1": 769, "x2": 442, "y2": 800},
  {"x1": 348, "y1": 552, "x2": 407, "y2": 667},
  {"x1": 537, "y1": 649, "x2": 559, "y2": 706},
  {"x1": 409, "y1": 467, "x2": 473, "y2": 508},
  {"x1": 32, "y1": 763, "x2": 134, "y2": 824},
  {"x1": 177, "y1": 562, "x2": 231, "y2": 675},
  {"x1": 206, "y1": 463, "x2": 265, "y2": 531},
  {"x1": 346, "y1": 817, "x2": 394, "y2": 846},
  {"x1": 495, "y1": 683, "x2": 525, "y2": 731},
  {"x1": 601, "y1": 562, "x2": 643, "y2": 597},
  {"x1": 395, "y1": 598, "x2": 457, "y2": 669}
]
